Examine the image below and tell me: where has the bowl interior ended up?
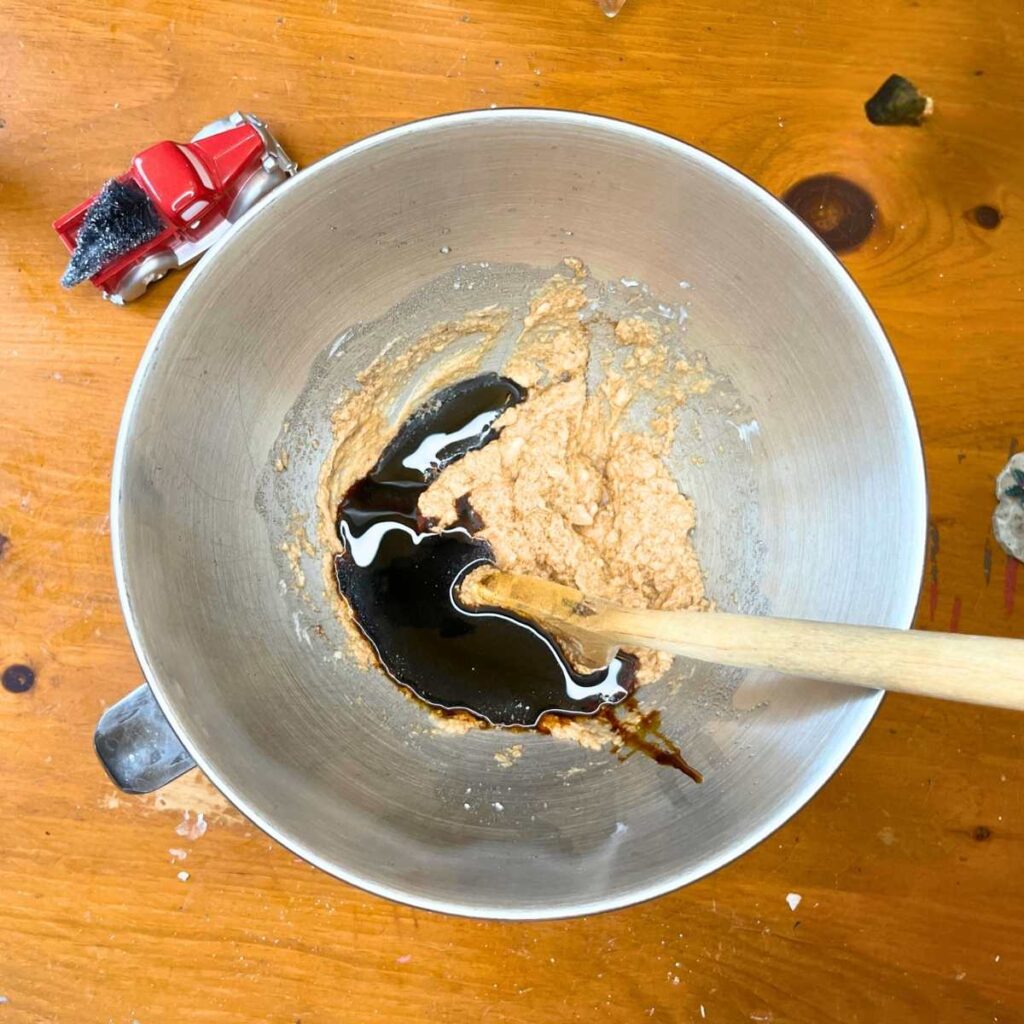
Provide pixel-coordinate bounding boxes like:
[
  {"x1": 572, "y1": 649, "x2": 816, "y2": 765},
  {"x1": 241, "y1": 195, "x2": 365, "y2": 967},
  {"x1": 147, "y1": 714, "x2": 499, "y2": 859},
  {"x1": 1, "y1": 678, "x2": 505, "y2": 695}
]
[{"x1": 114, "y1": 111, "x2": 925, "y2": 918}]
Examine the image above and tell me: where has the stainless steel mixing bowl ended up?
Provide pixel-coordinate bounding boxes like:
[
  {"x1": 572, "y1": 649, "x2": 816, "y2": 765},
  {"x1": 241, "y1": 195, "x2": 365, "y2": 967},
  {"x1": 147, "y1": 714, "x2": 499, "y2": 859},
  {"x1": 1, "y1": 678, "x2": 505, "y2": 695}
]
[{"x1": 104, "y1": 110, "x2": 926, "y2": 918}]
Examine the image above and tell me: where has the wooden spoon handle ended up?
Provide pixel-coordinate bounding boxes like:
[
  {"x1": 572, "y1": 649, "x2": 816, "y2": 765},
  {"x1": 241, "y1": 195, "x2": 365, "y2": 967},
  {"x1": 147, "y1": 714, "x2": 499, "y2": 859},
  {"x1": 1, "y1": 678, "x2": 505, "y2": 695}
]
[
  {"x1": 603, "y1": 606, "x2": 1024, "y2": 711},
  {"x1": 469, "y1": 569, "x2": 1024, "y2": 711}
]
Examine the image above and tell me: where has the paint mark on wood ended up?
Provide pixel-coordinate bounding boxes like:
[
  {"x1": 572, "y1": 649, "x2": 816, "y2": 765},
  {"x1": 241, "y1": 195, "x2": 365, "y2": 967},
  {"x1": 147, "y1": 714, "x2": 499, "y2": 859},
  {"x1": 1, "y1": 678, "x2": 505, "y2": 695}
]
[
  {"x1": 972, "y1": 825, "x2": 992, "y2": 842},
  {"x1": 983, "y1": 540, "x2": 993, "y2": 584},
  {"x1": 1005, "y1": 556, "x2": 1019, "y2": 615},
  {"x1": 0, "y1": 533, "x2": 9, "y2": 560},
  {"x1": 2, "y1": 664, "x2": 35, "y2": 693},
  {"x1": 949, "y1": 596, "x2": 962, "y2": 632},
  {"x1": 927, "y1": 521, "x2": 940, "y2": 620},
  {"x1": 971, "y1": 205, "x2": 1002, "y2": 229}
]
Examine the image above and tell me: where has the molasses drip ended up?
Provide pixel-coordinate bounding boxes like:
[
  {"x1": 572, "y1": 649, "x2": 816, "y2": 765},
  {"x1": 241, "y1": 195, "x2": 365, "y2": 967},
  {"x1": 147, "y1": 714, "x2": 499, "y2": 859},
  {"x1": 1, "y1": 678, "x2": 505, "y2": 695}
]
[
  {"x1": 334, "y1": 373, "x2": 636, "y2": 726},
  {"x1": 597, "y1": 698, "x2": 702, "y2": 783}
]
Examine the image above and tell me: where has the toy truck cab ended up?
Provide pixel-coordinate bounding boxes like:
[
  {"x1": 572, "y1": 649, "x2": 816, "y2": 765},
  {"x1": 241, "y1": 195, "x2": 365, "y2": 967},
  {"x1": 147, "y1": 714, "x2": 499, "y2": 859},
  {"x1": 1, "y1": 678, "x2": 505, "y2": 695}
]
[{"x1": 131, "y1": 141, "x2": 224, "y2": 233}]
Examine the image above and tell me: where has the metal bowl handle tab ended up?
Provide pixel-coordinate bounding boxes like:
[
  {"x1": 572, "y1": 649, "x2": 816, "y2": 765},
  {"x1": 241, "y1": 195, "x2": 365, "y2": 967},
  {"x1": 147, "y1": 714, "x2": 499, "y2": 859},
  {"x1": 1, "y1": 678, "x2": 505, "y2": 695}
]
[{"x1": 94, "y1": 684, "x2": 196, "y2": 793}]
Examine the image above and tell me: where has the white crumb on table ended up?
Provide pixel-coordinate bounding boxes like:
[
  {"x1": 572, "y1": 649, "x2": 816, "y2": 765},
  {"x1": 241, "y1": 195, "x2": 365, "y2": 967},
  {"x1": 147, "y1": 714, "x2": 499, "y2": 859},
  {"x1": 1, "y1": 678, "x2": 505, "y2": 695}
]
[{"x1": 176, "y1": 810, "x2": 208, "y2": 840}]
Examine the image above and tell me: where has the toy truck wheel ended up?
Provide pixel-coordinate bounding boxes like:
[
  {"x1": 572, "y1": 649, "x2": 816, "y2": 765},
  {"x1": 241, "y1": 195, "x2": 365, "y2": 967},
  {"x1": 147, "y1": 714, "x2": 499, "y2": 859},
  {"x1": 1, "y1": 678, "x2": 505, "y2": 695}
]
[
  {"x1": 111, "y1": 249, "x2": 179, "y2": 304},
  {"x1": 227, "y1": 164, "x2": 290, "y2": 222}
]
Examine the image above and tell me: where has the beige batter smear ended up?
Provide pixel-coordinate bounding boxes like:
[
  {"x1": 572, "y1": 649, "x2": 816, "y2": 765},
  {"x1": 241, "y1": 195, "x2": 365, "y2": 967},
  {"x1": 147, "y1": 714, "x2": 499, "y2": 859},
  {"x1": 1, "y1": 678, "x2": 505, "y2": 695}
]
[
  {"x1": 319, "y1": 264, "x2": 709, "y2": 744},
  {"x1": 420, "y1": 279, "x2": 708, "y2": 685}
]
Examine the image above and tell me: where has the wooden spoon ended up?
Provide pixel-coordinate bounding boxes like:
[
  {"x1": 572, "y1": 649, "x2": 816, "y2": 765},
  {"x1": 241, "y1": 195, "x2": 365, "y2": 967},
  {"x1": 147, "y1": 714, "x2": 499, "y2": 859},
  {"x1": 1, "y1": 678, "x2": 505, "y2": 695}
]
[{"x1": 464, "y1": 567, "x2": 1024, "y2": 711}]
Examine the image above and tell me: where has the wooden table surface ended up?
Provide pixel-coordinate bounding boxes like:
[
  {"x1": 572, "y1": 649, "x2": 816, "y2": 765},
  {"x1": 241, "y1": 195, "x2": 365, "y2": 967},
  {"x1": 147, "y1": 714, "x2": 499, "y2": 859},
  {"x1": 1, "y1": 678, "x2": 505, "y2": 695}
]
[{"x1": 2, "y1": 1, "x2": 1022, "y2": 1020}]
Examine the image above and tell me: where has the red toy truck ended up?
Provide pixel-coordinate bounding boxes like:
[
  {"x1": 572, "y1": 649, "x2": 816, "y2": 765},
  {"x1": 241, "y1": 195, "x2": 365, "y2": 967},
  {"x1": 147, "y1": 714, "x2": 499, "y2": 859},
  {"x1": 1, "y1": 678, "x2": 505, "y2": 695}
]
[{"x1": 54, "y1": 112, "x2": 296, "y2": 304}]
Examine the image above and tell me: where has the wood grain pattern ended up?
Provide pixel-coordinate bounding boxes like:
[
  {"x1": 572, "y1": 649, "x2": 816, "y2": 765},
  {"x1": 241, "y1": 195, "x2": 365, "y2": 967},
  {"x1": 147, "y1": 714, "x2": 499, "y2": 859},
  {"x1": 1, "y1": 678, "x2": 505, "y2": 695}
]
[{"x1": 1, "y1": 0, "x2": 1022, "y2": 1021}]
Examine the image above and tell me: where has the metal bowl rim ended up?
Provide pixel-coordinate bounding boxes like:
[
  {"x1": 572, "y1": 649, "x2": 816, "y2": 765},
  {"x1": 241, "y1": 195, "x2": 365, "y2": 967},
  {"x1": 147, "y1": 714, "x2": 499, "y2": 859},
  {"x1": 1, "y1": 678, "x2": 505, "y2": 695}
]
[{"x1": 110, "y1": 108, "x2": 928, "y2": 920}]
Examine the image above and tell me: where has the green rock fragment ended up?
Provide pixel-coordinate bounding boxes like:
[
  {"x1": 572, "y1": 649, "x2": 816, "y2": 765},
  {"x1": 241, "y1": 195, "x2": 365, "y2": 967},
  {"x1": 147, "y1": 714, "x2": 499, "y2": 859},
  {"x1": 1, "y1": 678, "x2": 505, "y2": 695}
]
[{"x1": 865, "y1": 74, "x2": 934, "y2": 126}]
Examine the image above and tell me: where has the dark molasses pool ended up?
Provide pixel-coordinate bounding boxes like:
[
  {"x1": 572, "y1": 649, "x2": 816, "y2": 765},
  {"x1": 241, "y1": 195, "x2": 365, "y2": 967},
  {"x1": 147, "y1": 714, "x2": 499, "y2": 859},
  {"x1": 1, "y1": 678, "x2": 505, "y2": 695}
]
[{"x1": 333, "y1": 373, "x2": 636, "y2": 727}]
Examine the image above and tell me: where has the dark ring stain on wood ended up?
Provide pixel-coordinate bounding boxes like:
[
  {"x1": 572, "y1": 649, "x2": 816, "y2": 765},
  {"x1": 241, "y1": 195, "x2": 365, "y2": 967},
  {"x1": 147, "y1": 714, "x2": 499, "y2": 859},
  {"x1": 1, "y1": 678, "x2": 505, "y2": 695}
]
[
  {"x1": 972, "y1": 825, "x2": 992, "y2": 842},
  {"x1": 782, "y1": 175, "x2": 877, "y2": 253},
  {"x1": 2, "y1": 664, "x2": 36, "y2": 694},
  {"x1": 971, "y1": 204, "x2": 1002, "y2": 229}
]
